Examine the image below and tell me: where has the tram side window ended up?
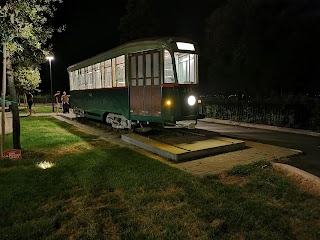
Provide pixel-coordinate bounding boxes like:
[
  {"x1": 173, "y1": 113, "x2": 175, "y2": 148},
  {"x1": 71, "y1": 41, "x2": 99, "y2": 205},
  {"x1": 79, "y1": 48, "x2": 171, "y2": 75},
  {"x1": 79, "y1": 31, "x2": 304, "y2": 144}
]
[
  {"x1": 130, "y1": 51, "x2": 160, "y2": 87},
  {"x1": 112, "y1": 58, "x2": 116, "y2": 87},
  {"x1": 100, "y1": 62, "x2": 104, "y2": 88},
  {"x1": 164, "y1": 50, "x2": 174, "y2": 83},
  {"x1": 87, "y1": 66, "x2": 94, "y2": 89},
  {"x1": 130, "y1": 56, "x2": 137, "y2": 86},
  {"x1": 146, "y1": 54, "x2": 151, "y2": 86},
  {"x1": 104, "y1": 60, "x2": 112, "y2": 88},
  {"x1": 70, "y1": 71, "x2": 74, "y2": 90},
  {"x1": 74, "y1": 70, "x2": 79, "y2": 90},
  {"x1": 153, "y1": 52, "x2": 160, "y2": 85},
  {"x1": 80, "y1": 68, "x2": 86, "y2": 90},
  {"x1": 94, "y1": 63, "x2": 101, "y2": 89},
  {"x1": 69, "y1": 72, "x2": 74, "y2": 90},
  {"x1": 115, "y1": 55, "x2": 125, "y2": 87},
  {"x1": 138, "y1": 55, "x2": 143, "y2": 86}
]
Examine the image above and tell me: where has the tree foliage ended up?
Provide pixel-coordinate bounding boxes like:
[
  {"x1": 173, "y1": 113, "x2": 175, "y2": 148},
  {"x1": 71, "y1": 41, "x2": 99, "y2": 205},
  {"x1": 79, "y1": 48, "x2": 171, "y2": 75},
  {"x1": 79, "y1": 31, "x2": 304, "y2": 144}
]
[
  {"x1": 119, "y1": 0, "x2": 221, "y2": 44},
  {"x1": 0, "y1": 0, "x2": 63, "y2": 149},
  {"x1": 203, "y1": 0, "x2": 320, "y2": 96},
  {"x1": 13, "y1": 67, "x2": 41, "y2": 93},
  {"x1": 0, "y1": 0, "x2": 63, "y2": 67},
  {"x1": 119, "y1": 0, "x2": 161, "y2": 43}
]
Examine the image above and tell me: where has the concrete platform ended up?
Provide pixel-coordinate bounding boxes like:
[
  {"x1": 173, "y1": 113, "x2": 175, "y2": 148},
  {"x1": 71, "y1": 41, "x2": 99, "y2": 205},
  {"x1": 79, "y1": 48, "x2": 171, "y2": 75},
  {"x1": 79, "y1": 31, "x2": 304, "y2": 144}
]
[
  {"x1": 56, "y1": 114, "x2": 247, "y2": 162},
  {"x1": 57, "y1": 112, "x2": 77, "y2": 121},
  {"x1": 121, "y1": 132, "x2": 246, "y2": 162}
]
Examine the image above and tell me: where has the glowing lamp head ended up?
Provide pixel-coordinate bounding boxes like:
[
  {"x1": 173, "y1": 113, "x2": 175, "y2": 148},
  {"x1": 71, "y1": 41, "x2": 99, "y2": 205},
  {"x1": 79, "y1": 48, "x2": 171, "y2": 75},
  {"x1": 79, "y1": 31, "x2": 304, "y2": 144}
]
[
  {"x1": 166, "y1": 100, "x2": 172, "y2": 106},
  {"x1": 45, "y1": 56, "x2": 54, "y2": 61},
  {"x1": 188, "y1": 95, "x2": 196, "y2": 106}
]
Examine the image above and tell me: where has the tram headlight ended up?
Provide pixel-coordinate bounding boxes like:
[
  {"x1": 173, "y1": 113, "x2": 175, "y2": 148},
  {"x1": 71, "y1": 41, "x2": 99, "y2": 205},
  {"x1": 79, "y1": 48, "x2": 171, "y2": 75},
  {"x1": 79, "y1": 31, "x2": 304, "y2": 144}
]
[
  {"x1": 165, "y1": 99, "x2": 172, "y2": 106},
  {"x1": 187, "y1": 95, "x2": 196, "y2": 106}
]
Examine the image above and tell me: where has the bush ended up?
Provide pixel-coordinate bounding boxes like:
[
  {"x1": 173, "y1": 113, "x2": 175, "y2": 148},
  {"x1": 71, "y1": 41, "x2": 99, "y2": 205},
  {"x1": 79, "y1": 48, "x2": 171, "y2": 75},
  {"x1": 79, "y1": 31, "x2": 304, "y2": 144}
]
[
  {"x1": 203, "y1": 95, "x2": 320, "y2": 131},
  {"x1": 7, "y1": 94, "x2": 53, "y2": 105},
  {"x1": 33, "y1": 94, "x2": 52, "y2": 103}
]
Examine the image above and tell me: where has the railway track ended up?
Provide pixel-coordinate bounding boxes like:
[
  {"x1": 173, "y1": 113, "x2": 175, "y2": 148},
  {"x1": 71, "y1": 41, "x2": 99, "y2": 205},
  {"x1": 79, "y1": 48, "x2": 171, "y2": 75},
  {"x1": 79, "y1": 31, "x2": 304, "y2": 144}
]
[{"x1": 74, "y1": 117, "x2": 214, "y2": 141}]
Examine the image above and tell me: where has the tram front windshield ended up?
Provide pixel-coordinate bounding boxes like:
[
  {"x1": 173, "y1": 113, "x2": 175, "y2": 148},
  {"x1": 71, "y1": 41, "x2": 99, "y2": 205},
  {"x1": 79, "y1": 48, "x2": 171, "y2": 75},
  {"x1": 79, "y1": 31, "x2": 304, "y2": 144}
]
[
  {"x1": 164, "y1": 49, "x2": 198, "y2": 84},
  {"x1": 174, "y1": 53, "x2": 198, "y2": 84}
]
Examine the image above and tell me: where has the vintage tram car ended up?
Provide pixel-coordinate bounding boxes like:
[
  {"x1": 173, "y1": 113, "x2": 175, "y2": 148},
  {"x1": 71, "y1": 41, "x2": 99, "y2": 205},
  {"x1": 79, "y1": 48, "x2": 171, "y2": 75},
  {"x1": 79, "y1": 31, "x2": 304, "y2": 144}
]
[{"x1": 67, "y1": 37, "x2": 205, "y2": 129}]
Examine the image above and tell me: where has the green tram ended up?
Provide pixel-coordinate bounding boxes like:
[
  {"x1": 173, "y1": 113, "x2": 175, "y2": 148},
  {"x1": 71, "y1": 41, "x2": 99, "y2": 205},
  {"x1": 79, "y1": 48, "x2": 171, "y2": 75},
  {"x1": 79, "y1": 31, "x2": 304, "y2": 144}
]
[{"x1": 67, "y1": 37, "x2": 205, "y2": 129}]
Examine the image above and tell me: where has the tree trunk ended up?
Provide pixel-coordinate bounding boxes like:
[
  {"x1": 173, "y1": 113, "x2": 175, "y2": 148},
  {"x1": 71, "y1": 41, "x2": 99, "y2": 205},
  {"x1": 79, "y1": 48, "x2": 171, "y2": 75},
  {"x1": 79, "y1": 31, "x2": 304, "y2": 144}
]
[{"x1": 6, "y1": 51, "x2": 21, "y2": 149}]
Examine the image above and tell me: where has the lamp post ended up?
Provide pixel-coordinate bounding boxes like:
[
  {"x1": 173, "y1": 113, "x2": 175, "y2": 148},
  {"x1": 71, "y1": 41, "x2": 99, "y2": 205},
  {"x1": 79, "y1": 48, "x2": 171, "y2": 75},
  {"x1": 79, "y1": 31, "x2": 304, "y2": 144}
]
[{"x1": 45, "y1": 56, "x2": 54, "y2": 112}]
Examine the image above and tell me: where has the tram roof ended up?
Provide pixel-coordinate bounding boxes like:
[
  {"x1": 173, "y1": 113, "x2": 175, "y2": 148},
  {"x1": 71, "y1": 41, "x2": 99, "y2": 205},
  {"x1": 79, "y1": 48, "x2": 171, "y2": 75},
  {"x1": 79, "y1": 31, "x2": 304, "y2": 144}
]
[{"x1": 67, "y1": 37, "x2": 198, "y2": 72}]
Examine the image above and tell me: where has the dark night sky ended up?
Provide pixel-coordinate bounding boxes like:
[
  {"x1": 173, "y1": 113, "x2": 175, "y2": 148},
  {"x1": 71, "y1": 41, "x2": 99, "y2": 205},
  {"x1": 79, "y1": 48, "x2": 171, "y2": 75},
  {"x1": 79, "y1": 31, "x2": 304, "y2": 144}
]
[
  {"x1": 40, "y1": 0, "x2": 127, "y2": 93},
  {"x1": 40, "y1": 0, "x2": 216, "y2": 94},
  {"x1": 2, "y1": 1, "x2": 319, "y2": 96}
]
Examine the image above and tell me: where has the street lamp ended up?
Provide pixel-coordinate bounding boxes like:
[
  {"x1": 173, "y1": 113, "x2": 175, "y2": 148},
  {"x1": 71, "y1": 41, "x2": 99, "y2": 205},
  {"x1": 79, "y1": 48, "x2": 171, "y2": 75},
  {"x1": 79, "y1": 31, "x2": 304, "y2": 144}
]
[{"x1": 45, "y1": 56, "x2": 54, "y2": 112}]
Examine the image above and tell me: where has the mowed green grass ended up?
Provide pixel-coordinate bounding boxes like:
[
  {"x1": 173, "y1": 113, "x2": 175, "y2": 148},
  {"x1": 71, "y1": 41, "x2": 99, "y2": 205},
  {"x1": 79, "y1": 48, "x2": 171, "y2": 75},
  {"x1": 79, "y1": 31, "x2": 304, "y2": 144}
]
[
  {"x1": 0, "y1": 117, "x2": 319, "y2": 239},
  {"x1": 19, "y1": 103, "x2": 56, "y2": 114}
]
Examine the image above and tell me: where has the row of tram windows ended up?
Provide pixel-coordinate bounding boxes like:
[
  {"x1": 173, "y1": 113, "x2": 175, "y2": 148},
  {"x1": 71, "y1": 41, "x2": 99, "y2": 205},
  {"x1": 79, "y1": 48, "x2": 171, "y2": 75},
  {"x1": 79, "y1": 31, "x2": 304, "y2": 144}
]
[
  {"x1": 69, "y1": 50, "x2": 199, "y2": 91},
  {"x1": 69, "y1": 55, "x2": 125, "y2": 91}
]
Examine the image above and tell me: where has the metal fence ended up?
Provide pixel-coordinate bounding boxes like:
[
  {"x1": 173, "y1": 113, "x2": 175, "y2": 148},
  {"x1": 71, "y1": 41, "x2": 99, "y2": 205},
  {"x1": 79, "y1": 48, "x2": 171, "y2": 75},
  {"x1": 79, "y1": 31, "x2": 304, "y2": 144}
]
[{"x1": 204, "y1": 100, "x2": 320, "y2": 131}]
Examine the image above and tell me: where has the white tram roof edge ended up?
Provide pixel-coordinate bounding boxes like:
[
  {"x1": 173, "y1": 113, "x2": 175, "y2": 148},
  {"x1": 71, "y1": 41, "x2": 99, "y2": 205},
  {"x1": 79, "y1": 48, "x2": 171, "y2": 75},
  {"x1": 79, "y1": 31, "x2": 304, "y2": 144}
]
[{"x1": 67, "y1": 37, "x2": 198, "y2": 72}]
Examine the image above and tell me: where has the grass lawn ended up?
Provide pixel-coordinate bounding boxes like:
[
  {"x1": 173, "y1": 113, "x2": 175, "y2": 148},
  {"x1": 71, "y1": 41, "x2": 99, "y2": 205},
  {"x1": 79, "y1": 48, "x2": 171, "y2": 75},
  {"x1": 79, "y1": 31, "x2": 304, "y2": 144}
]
[
  {"x1": 0, "y1": 116, "x2": 319, "y2": 239},
  {"x1": 19, "y1": 103, "x2": 56, "y2": 114}
]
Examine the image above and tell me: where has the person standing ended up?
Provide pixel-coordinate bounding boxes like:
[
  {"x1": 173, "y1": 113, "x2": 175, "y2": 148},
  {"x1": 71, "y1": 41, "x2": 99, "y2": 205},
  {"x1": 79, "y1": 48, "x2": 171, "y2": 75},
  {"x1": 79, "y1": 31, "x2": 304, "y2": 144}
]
[
  {"x1": 54, "y1": 91, "x2": 61, "y2": 113},
  {"x1": 26, "y1": 92, "x2": 35, "y2": 115},
  {"x1": 61, "y1": 91, "x2": 70, "y2": 113}
]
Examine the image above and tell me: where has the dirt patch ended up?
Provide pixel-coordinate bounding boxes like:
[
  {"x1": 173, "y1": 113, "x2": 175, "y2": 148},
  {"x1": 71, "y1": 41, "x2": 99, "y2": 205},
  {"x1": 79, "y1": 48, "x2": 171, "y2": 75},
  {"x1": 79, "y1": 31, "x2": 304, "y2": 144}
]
[{"x1": 215, "y1": 172, "x2": 250, "y2": 186}]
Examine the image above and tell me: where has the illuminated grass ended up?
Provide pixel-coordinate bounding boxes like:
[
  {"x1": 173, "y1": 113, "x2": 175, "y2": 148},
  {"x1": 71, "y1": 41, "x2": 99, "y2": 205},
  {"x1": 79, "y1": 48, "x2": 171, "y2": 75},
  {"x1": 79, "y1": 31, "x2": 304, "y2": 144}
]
[
  {"x1": 0, "y1": 116, "x2": 319, "y2": 239},
  {"x1": 19, "y1": 103, "x2": 54, "y2": 114},
  {"x1": 36, "y1": 161, "x2": 56, "y2": 169}
]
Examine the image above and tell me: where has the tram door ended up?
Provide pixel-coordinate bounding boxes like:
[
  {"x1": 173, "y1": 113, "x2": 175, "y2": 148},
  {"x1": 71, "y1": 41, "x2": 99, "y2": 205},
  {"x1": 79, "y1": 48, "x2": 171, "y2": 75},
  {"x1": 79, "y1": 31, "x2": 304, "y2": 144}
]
[{"x1": 129, "y1": 50, "x2": 161, "y2": 117}]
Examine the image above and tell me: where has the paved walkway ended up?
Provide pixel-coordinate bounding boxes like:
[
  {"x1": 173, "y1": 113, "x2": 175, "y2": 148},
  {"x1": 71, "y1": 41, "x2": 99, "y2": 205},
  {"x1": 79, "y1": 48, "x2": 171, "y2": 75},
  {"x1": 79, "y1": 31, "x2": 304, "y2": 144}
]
[
  {"x1": 200, "y1": 118, "x2": 320, "y2": 137},
  {"x1": 175, "y1": 140, "x2": 301, "y2": 176}
]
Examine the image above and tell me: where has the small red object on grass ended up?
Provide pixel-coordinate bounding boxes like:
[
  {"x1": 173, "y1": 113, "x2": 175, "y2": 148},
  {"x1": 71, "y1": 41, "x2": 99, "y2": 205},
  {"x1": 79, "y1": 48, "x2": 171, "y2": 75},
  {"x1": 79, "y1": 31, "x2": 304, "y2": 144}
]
[{"x1": 3, "y1": 149, "x2": 22, "y2": 160}]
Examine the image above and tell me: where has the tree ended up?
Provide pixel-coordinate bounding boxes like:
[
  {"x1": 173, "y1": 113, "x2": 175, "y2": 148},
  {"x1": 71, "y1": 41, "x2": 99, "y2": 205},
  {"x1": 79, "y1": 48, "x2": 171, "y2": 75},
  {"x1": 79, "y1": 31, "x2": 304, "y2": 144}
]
[
  {"x1": 203, "y1": 0, "x2": 262, "y2": 95},
  {"x1": 203, "y1": 0, "x2": 320, "y2": 96},
  {"x1": 0, "y1": 0, "x2": 63, "y2": 149},
  {"x1": 119, "y1": 0, "x2": 222, "y2": 44},
  {"x1": 119, "y1": 0, "x2": 161, "y2": 43},
  {"x1": 13, "y1": 67, "x2": 41, "y2": 103}
]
